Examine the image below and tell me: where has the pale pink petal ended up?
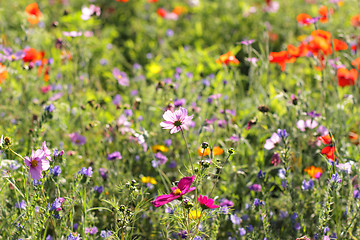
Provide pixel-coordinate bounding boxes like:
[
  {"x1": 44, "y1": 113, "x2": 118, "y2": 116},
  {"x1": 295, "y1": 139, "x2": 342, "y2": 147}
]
[
  {"x1": 270, "y1": 133, "x2": 281, "y2": 144},
  {"x1": 296, "y1": 120, "x2": 306, "y2": 132},
  {"x1": 305, "y1": 119, "x2": 318, "y2": 129},
  {"x1": 160, "y1": 121, "x2": 175, "y2": 129},
  {"x1": 264, "y1": 139, "x2": 275, "y2": 150},
  {"x1": 163, "y1": 110, "x2": 176, "y2": 122},
  {"x1": 41, "y1": 159, "x2": 50, "y2": 171},
  {"x1": 170, "y1": 126, "x2": 181, "y2": 134}
]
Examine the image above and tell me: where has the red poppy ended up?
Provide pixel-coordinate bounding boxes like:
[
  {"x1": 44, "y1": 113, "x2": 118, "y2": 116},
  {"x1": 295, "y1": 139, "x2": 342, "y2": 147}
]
[
  {"x1": 337, "y1": 68, "x2": 358, "y2": 87},
  {"x1": 269, "y1": 51, "x2": 296, "y2": 71},
  {"x1": 296, "y1": 13, "x2": 312, "y2": 25},
  {"x1": 216, "y1": 51, "x2": 239, "y2": 65},
  {"x1": 351, "y1": 14, "x2": 360, "y2": 27},
  {"x1": 116, "y1": 0, "x2": 129, "y2": 2},
  {"x1": 157, "y1": 8, "x2": 167, "y2": 18},
  {"x1": 349, "y1": 132, "x2": 360, "y2": 145},
  {"x1": 318, "y1": 134, "x2": 336, "y2": 161},
  {"x1": 25, "y1": 3, "x2": 42, "y2": 25},
  {"x1": 23, "y1": 48, "x2": 43, "y2": 63}
]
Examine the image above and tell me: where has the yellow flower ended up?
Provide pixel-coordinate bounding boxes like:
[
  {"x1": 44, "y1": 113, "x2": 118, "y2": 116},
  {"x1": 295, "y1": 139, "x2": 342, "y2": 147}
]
[
  {"x1": 141, "y1": 176, "x2": 157, "y2": 185},
  {"x1": 151, "y1": 145, "x2": 169, "y2": 153},
  {"x1": 188, "y1": 210, "x2": 202, "y2": 220}
]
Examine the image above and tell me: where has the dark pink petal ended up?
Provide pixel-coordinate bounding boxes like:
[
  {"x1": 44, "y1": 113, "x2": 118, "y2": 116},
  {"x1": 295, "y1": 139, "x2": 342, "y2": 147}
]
[
  {"x1": 206, "y1": 198, "x2": 214, "y2": 206},
  {"x1": 208, "y1": 204, "x2": 219, "y2": 209},
  {"x1": 182, "y1": 186, "x2": 196, "y2": 195},
  {"x1": 151, "y1": 194, "x2": 178, "y2": 207},
  {"x1": 177, "y1": 176, "x2": 195, "y2": 192}
]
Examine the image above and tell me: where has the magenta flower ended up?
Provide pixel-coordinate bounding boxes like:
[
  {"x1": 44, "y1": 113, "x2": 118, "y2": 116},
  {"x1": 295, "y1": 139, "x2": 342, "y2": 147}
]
[
  {"x1": 151, "y1": 176, "x2": 196, "y2": 207},
  {"x1": 113, "y1": 68, "x2": 129, "y2": 86},
  {"x1": 42, "y1": 141, "x2": 52, "y2": 161},
  {"x1": 24, "y1": 149, "x2": 50, "y2": 180},
  {"x1": 160, "y1": 107, "x2": 193, "y2": 134},
  {"x1": 107, "y1": 151, "x2": 122, "y2": 160},
  {"x1": 197, "y1": 195, "x2": 219, "y2": 209}
]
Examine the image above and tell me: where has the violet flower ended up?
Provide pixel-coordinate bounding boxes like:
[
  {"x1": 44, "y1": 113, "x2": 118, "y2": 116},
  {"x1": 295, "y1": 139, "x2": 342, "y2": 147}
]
[
  {"x1": 69, "y1": 132, "x2": 86, "y2": 145},
  {"x1": 113, "y1": 68, "x2": 129, "y2": 86},
  {"x1": 107, "y1": 151, "x2": 122, "y2": 160}
]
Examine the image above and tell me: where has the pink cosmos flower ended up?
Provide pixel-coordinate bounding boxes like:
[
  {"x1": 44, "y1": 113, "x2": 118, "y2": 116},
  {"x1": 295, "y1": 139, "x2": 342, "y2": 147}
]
[
  {"x1": 197, "y1": 195, "x2": 219, "y2": 209},
  {"x1": 264, "y1": 133, "x2": 281, "y2": 150},
  {"x1": 42, "y1": 141, "x2": 52, "y2": 161},
  {"x1": 151, "y1": 176, "x2": 196, "y2": 207},
  {"x1": 160, "y1": 107, "x2": 193, "y2": 134},
  {"x1": 24, "y1": 149, "x2": 50, "y2": 180},
  {"x1": 69, "y1": 132, "x2": 86, "y2": 145}
]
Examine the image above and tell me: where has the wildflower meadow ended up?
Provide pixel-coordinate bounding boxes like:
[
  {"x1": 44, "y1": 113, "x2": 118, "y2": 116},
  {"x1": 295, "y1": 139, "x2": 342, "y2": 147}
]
[{"x1": 1, "y1": 0, "x2": 360, "y2": 239}]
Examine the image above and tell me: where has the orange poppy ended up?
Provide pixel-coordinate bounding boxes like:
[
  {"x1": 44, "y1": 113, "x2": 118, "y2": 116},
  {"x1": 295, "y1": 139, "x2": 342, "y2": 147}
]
[
  {"x1": 333, "y1": 39, "x2": 348, "y2": 51},
  {"x1": 351, "y1": 14, "x2": 360, "y2": 27},
  {"x1": 287, "y1": 44, "x2": 308, "y2": 58},
  {"x1": 216, "y1": 51, "x2": 239, "y2": 65},
  {"x1": 351, "y1": 57, "x2": 360, "y2": 70},
  {"x1": 172, "y1": 6, "x2": 187, "y2": 16},
  {"x1": 304, "y1": 166, "x2": 323, "y2": 179},
  {"x1": 318, "y1": 134, "x2": 336, "y2": 161},
  {"x1": 0, "y1": 63, "x2": 8, "y2": 84},
  {"x1": 25, "y1": 3, "x2": 42, "y2": 25},
  {"x1": 337, "y1": 68, "x2": 358, "y2": 87},
  {"x1": 318, "y1": 6, "x2": 333, "y2": 23},
  {"x1": 349, "y1": 132, "x2": 360, "y2": 145},
  {"x1": 197, "y1": 146, "x2": 224, "y2": 156},
  {"x1": 296, "y1": 13, "x2": 312, "y2": 25}
]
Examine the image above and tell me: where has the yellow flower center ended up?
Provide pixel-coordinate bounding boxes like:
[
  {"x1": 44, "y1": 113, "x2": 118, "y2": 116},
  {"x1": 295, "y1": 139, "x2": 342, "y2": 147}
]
[
  {"x1": 30, "y1": 160, "x2": 38, "y2": 168},
  {"x1": 117, "y1": 75, "x2": 122, "y2": 79},
  {"x1": 173, "y1": 188, "x2": 182, "y2": 195}
]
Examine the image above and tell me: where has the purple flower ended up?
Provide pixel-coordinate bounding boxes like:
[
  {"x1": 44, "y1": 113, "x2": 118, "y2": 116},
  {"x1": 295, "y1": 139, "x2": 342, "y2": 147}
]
[
  {"x1": 15, "y1": 200, "x2": 27, "y2": 210},
  {"x1": 294, "y1": 222, "x2": 301, "y2": 231},
  {"x1": 354, "y1": 190, "x2": 360, "y2": 199},
  {"x1": 219, "y1": 199, "x2": 234, "y2": 207},
  {"x1": 166, "y1": 29, "x2": 174, "y2": 37},
  {"x1": 154, "y1": 152, "x2": 168, "y2": 165},
  {"x1": 94, "y1": 186, "x2": 103, "y2": 194},
  {"x1": 107, "y1": 151, "x2": 122, "y2": 160},
  {"x1": 3, "y1": 48, "x2": 24, "y2": 61},
  {"x1": 160, "y1": 107, "x2": 193, "y2": 134},
  {"x1": 113, "y1": 68, "x2": 129, "y2": 86},
  {"x1": 67, "y1": 232, "x2": 80, "y2": 240},
  {"x1": 257, "y1": 170, "x2": 265, "y2": 178},
  {"x1": 301, "y1": 179, "x2": 314, "y2": 190},
  {"x1": 174, "y1": 98, "x2": 186, "y2": 107},
  {"x1": 100, "y1": 230, "x2": 112, "y2": 238},
  {"x1": 124, "y1": 109, "x2": 133, "y2": 117},
  {"x1": 230, "y1": 214, "x2": 241, "y2": 225},
  {"x1": 277, "y1": 129, "x2": 288, "y2": 138},
  {"x1": 280, "y1": 211, "x2": 288, "y2": 219},
  {"x1": 69, "y1": 132, "x2": 86, "y2": 145},
  {"x1": 332, "y1": 173, "x2": 342, "y2": 183},
  {"x1": 112, "y1": 94, "x2": 122, "y2": 105},
  {"x1": 50, "y1": 198, "x2": 63, "y2": 211},
  {"x1": 253, "y1": 198, "x2": 265, "y2": 207},
  {"x1": 49, "y1": 165, "x2": 61, "y2": 177},
  {"x1": 248, "y1": 184, "x2": 262, "y2": 192},
  {"x1": 85, "y1": 227, "x2": 98, "y2": 235},
  {"x1": 240, "y1": 39, "x2": 255, "y2": 45},
  {"x1": 99, "y1": 168, "x2": 108, "y2": 180},
  {"x1": 79, "y1": 167, "x2": 93, "y2": 177},
  {"x1": 45, "y1": 104, "x2": 55, "y2": 113},
  {"x1": 336, "y1": 162, "x2": 352, "y2": 174},
  {"x1": 239, "y1": 227, "x2": 246, "y2": 236},
  {"x1": 307, "y1": 111, "x2": 321, "y2": 118},
  {"x1": 178, "y1": 230, "x2": 187, "y2": 239}
]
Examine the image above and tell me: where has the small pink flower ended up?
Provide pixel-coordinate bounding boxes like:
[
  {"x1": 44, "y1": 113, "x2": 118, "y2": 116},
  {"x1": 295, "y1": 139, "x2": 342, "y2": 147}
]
[
  {"x1": 24, "y1": 149, "x2": 50, "y2": 180},
  {"x1": 160, "y1": 107, "x2": 193, "y2": 134},
  {"x1": 264, "y1": 133, "x2": 281, "y2": 150},
  {"x1": 42, "y1": 141, "x2": 52, "y2": 161},
  {"x1": 296, "y1": 119, "x2": 318, "y2": 132},
  {"x1": 151, "y1": 176, "x2": 196, "y2": 207},
  {"x1": 197, "y1": 195, "x2": 219, "y2": 209}
]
